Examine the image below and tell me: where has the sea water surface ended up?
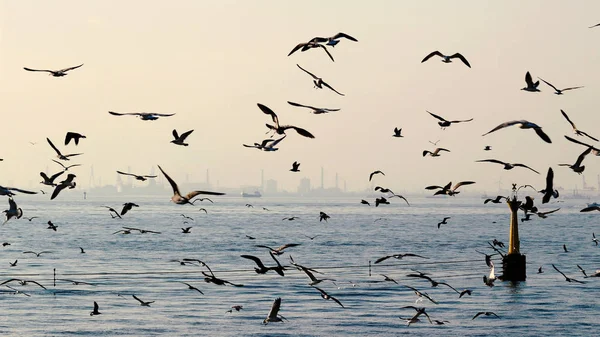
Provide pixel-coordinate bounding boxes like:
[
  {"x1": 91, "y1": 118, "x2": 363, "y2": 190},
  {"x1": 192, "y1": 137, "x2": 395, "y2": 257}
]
[{"x1": 1, "y1": 194, "x2": 599, "y2": 336}]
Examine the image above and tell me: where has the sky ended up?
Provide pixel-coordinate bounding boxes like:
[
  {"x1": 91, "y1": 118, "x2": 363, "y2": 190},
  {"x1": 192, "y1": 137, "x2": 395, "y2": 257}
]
[{"x1": 2, "y1": 1, "x2": 600, "y2": 195}]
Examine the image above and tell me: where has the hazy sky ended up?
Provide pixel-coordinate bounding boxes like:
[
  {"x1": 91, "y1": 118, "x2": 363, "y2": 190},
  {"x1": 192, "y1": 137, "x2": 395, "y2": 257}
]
[{"x1": 2, "y1": 1, "x2": 600, "y2": 194}]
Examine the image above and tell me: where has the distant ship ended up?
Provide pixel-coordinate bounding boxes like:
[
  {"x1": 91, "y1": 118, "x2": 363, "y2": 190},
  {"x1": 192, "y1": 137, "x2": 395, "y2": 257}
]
[{"x1": 242, "y1": 191, "x2": 262, "y2": 198}]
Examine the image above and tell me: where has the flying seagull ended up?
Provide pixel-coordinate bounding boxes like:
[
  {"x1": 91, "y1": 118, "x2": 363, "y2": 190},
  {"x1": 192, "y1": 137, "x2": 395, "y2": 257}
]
[
  {"x1": 560, "y1": 110, "x2": 598, "y2": 141},
  {"x1": 540, "y1": 167, "x2": 559, "y2": 204},
  {"x1": 51, "y1": 174, "x2": 76, "y2": 200},
  {"x1": 564, "y1": 135, "x2": 600, "y2": 156},
  {"x1": 369, "y1": 170, "x2": 384, "y2": 181},
  {"x1": 312, "y1": 286, "x2": 344, "y2": 308},
  {"x1": 157, "y1": 165, "x2": 225, "y2": 205},
  {"x1": 421, "y1": 51, "x2": 471, "y2": 68},
  {"x1": 472, "y1": 312, "x2": 499, "y2": 320},
  {"x1": 297, "y1": 64, "x2": 345, "y2": 96},
  {"x1": 288, "y1": 41, "x2": 335, "y2": 62},
  {"x1": 132, "y1": 294, "x2": 155, "y2": 306},
  {"x1": 484, "y1": 195, "x2": 508, "y2": 204},
  {"x1": 374, "y1": 253, "x2": 428, "y2": 264},
  {"x1": 64, "y1": 132, "x2": 86, "y2": 146},
  {"x1": 437, "y1": 217, "x2": 451, "y2": 228},
  {"x1": 116, "y1": 171, "x2": 157, "y2": 181},
  {"x1": 263, "y1": 297, "x2": 286, "y2": 324},
  {"x1": 551, "y1": 264, "x2": 585, "y2": 284},
  {"x1": 171, "y1": 129, "x2": 194, "y2": 146},
  {"x1": 3, "y1": 198, "x2": 23, "y2": 224},
  {"x1": 52, "y1": 159, "x2": 81, "y2": 171},
  {"x1": 287, "y1": 101, "x2": 339, "y2": 114},
  {"x1": 426, "y1": 181, "x2": 475, "y2": 196},
  {"x1": 475, "y1": 159, "x2": 539, "y2": 174},
  {"x1": 258, "y1": 103, "x2": 315, "y2": 139},
  {"x1": 47, "y1": 138, "x2": 82, "y2": 161},
  {"x1": 108, "y1": 111, "x2": 175, "y2": 121},
  {"x1": 40, "y1": 170, "x2": 64, "y2": 186},
  {"x1": 423, "y1": 148, "x2": 450, "y2": 157},
  {"x1": 255, "y1": 243, "x2": 300, "y2": 256},
  {"x1": 24, "y1": 64, "x2": 83, "y2": 77},
  {"x1": 427, "y1": 111, "x2": 473, "y2": 129},
  {"x1": 0, "y1": 186, "x2": 37, "y2": 197},
  {"x1": 538, "y1": 78, "x2": 583, "y2": 95},
  {"x1": 90, "y1": 302, "x2": 101, "y2": 316},
  {"x1": 521, "y1": 71, "x2": 540, "y2": 92},
  {"x1": 393, "y1": 127, "x2": 403, "y2": 137},
  {"x1": 310, "y1": 32, "x2": 358, "y2": 47},
  {"x1": 559, "y1": 147, "x2": 591, "y2": 174},
  {"x1": 482, "y1": 120, "x2": 551, "y2": 143},
  {"x1": 290, "y1": 161, "x2": 300, "y2": 172},
  {"x1": 120, "y1": 202, "x2": 139, "y2": 216},
  {"x1": 243, "y1": 135, "x2": 287, "y2": 151}
]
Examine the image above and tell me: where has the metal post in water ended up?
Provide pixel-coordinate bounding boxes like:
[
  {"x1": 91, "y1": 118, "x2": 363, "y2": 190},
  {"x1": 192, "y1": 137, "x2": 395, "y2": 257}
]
[
  {"x1": 53, "y1": 268, "x2": 56, "y2": 287},
  {"x1": 503, "y1": 188, "x2": 526, "y2": 282},
  {"x1": 368, "y1": 260, "x2": 371, "y2": 277}
]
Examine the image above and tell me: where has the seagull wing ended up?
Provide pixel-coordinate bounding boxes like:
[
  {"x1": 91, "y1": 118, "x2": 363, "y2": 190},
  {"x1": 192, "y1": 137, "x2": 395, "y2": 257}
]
[
  {"x1": 287, "y1": 101, "x2": 314, "y2": 110},
  {"x1": 560, "y1": 86, "x2": 584, "y2": 92},
  {"x1": 552, "y1": 264, "x2": 568, "y2": 279},
  {"x1": 23, "y1": 67, "x2": 54, "y2": 73},
  {"x1": 152, "y1": 113, "x2": 176, "y2": 117},
  {"x1": 157, "y1": 165, "x2": 181, "y2": 197},
  {"x1": 296, "y1": 64, "x2": 319, "y2": 79},
  {"x1": 476, "y1": 159, "x2": 506, "y2": 165},
  {"x1": 267, "y1": 298, "x2": 281, "y2": 320},
  {"x1": 374, "y1": 255, "x2": 393, "y2": 264},
  {"x1": 282, "y1": 126, "x2": 315, "y2": 138},
  {"x1": 426, "y1": 111, "x2": 447, "y2": 122},
  {"x1": 184, "y1": 190, "x2": 226, "y2": 200},
  {"x1": 513, "y1": 164, "x2": 540, "y2": 174},
  {"x1": 332, "y1": 32, "x2": 358, "y2": 41},
  {"x1": 240, "y1": 255, "x2": 267, "y2": 269},
  {"x1": 542, "y1": 168, "x2": 554, "y2": 204},
  {"x1": 59, "y1": 64, "x2": 84, "y2": 72},
  {"x1": 179, "y1": 130, "x2": 194, "y2": 141},
  {"x1": 257, "y1": 103, "x2": 279, "y2": 126},
  {"x1": 288, "y1": 42, "x2": 308, "y2": 56},
  {"x1": 46, "y1": 138, "x2": 62, "y2": 157},
  {"x1": 449, "y1": 118, "x2": 473, "y2": 123},
  {"x1": 449, "y1": 53, "x2": 471, "y2": 67},
  {"x1": 580, "y1": 206, "x2": 600, "y2": 212},
  {"x1": 49, "y1": 170, "x2": 65, "y2": 182},
  {"x1": 482, "y1": 120, "x2": 522, "y2": 136},
  {"x1": 560, "y1": 109, "x2": 577, "y2": 130},
  {"x1": 132, "y1": 294, "x2": 144, "y2": 304},
  {"x1": 116, "y1": 171, "x2": 135, "y2": 177},
  {"x1": 574, "y1": 147, "x2": 592, "y2": 167},
  {"x1": 538, "y1": 77, "x2": 559, "y2": 92},
  {"x1": 577, "y1": 130, "x2": 599, "y2": 142},
  {"x1": 421, "y1": 51, "x2": 444, "y2": 63},
  {"x1": 525, "y1": 71, "x2": 535, "y2": 87},
  {"x1": 7, "y1": 187, "x2": 38, "y2": 194},
  {"x1": 108, "y1": 111, "x2": 132, "y2": 116},
  {"x1": 453, "y1": 181, "x2": 476, "y2": 191},
  {"x1": 172, "y1": 129, "x2": 180, "y2": 140},
  {"x1": 320, "y1": 81, "x2": 345, "y2": 96},
  {"x1": 317, "y1": 44, "x2": 335, "y2": 62},
  {"x1": 51, "y1": 184, "x2": 68, "y2": 200}
]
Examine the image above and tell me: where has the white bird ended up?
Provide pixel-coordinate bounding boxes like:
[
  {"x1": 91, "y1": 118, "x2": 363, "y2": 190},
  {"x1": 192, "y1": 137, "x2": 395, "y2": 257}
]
[
  {"x1": 263, "y1": 297, "x2": 286, "y2": 324},
  {"x1": 3, "y1": 198, "x2": 23, "y2": 225}
]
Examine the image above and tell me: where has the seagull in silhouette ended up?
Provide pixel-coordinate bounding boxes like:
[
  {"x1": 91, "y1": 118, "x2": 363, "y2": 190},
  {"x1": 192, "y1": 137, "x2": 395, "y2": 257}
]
[
  {"x1": 560, "y1": 110, "x2": 598, "y2": 141},
  {"x1": 538, "y1": 78, "x2": 583, "y2": 95},
  {"x1": 108, "y1": 111, "x2": 175, "y2": 121},
  {"x1": 47, "y1": 221, "x2": 57, "y2": 231},
  {"x1": 374, "y1": 253, "x2": 428, "y2": 264},
  {"x1": 563, "y1": 244, "x2": 568, "y2": 252},
  {"x1": 241, "y1": 252, "x2": 285, "y2": 276},
  {"x1": 360, "y1": 199, "x2": 370, "y2": 206},
  {"x1": 319, "y1": 211, "x2": 330, "y2": 222},
  {"x1": 263, "y1": 298, "x2": 286, "y2": 324},
  {"x1": 23, "y1": 251, "x2": 51, "y2": 257},
  {"x1": 258, "y1": 103, "x2": 315, "y2": 139},
  {"x1": 158, "y1": 165, "x2": 225, "y2": 205},
  {"x1": 389, "y1": 194, "x2": 410, "y2": 206},
  {"x1": 577, "y1": 265, "x2": 588, "y2": 278},
  {"x1": 291, "y1": 258, "x2": 335, "y2": 286},
  {"x1": 312, "y1": 286, "x2": 344, "y2": 308},
  {"x1": 369, "y1": 170, "x2": 384, "y2": 181},
  {"x1": 472, "y1": 312, "x2": 499, "y2": 319},
  {"x1": 0, "y1": 278, "x2": 46, "y2": 289},
  {"x1": 483, "y1": 260, "x2": 497, "y2": 287},
  {"x1": 58, "y1": 279, "x2": 94, "y2": 286},
  {"x1": 311, "y1": 32, "x2": 358, "y2": 47},
  {"x1": 402, "y1": 306, "x2": 433, "y2": 324},
  {"x1": 90, "y1": 302, "x2": 101, "y2": 316},
  {"x1": 538, "y1": 266, "x2": 543, "y2": 273},
  {"x1": 552, "y1": 264, "x2": 585, "y2": 283},
  {"x1": 484, "y1": 195, "x2": 508, "y2": 204},
  {"x1": 0, "y1": 186, "x2": 37, "y2": 197},
  {"x1": 403, "y1": 285, "x2": 438, "y2": 304},
  {"x1": 3, "y1": 197, "x2": 23, "y2": 224},
  {"x1": 52, "y1": 160, "x2": 81, "y2": 171},
  {"x1": 484, "y1": 145, "x2": 492, "y2": 151},
  {"x1": 181, "y1": 227, "x2": 192, "y2": 233},
  {"x1": 103, "y1": 206, "x2": 121, "y2": 218},
  {"x1": 421, "y1": 51, "x2": 471, "y2": 67},
  {"x1": 255, "y1": 243, "x2": 300, "y2": 256},
  {"x1": 181, "y1": 259, "x2": 243, "y2": 287},
  {"x1": 374, "y1": 186, "x2": 394, "y2": 194},
  {"x1": 538, "y1": 168, "x2": 559, "y2": 204},
  {"x1": 459, "y1": 289, "x2": 472, "y2": 298},
  {"x1": 120, "y1": 202, "x2": 139, "y2": 216},
  {"x1": 559, "y1": 147, "x2": 591, "y2": 174},
  {"x1": 297, "y1": 64, "x2": 344, "y2": 96},
  {"x1": 282, "y1": 216, "x2": 300, "y2": 221},
  {"x1": 290, "y1": 161, "x2": 300, "y2": 172},
  {"x1": 393, "y1": 127, "x2": 403, "y2": 137},
  {"x1": 423, "y1": 148, "x2": 450, "y2": 157},
  {"x1": 426, "y1": 181, "x2": 475, "y2": 196},
  {"x1": 171, "y1": 129, "x2": 194, "y2": 146},
  {"x1": 593, "y1": 233, "x2": 598, "y2": 246},
  {"x1": 132, "y1": 294, "x2": 155, "y2": 306},
  {"x1": 287, "y1": 101, "x2": 339, "y2": 114},
  {"x1": 64, "y1": 132, "x2": 86, "y2": 146},
  {"x1": 476, "y1": 159, "x2": 539, "y2": 174},
  {"x1": 375, "y1": 196, "x2": 389, "y2": 207},
  {"x1": 226, "y1": 305, "x2": 243, "y2": 313},
  {"x1": 521, "y1": 71, "x2": 540, "y2": 92},
  {"x1": 482, "y1": 120, "x2": 551, "y2": 143},
  {"x1": 47, "y1": 138, "x2": 82, "y2": 161},
  {"x1": 51, "y1": 174, "x2": 76, "y2": 200},
  {"x1": 178, "y1": 282, "x2": 203, "y2": 294},
  {"x1": 79, "y1": 247, "x2": 86, "y2": 254},
  {"x1": 243, "y1": 135, "x2": 287, "y2": 151},
  {"x1": 427, "y1": 111, "x2": 473, "y2": 129},
  {"x1": 437, "y1": 217, "x2": 451, "y2": 228},
  {"x1": 24, "y1": 64, "x2": 83, "y2": 77},
  {"x1": 116, "y1": 171, "x2": 157, "y2": 181},
  {"x1": 406, "y1": 273, "x2": 460, "y2": 293},
  {"x1": 288, "y1": 41, "x2": 335, "y2": 61},
  {"x1": 40, "y1": 171, "x2": 64, "y2": 187},
  {"x1": 9, "y1": 260, "x2": 17, "y2": 267}
]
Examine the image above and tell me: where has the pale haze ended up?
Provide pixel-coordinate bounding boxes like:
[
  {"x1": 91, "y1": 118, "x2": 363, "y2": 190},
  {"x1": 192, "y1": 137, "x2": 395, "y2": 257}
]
[{"x1": 2, "y1": 1, "x2": 600, "y2": 195}]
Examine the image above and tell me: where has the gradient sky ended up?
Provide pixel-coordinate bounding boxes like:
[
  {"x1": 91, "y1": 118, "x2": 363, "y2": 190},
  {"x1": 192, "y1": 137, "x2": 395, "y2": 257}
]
[{"x1": 2, "y1": 1, "x2": 600, "y2": 194}]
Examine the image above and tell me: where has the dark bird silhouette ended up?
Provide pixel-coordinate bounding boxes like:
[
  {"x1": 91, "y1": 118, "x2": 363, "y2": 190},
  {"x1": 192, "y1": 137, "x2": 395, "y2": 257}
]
[
  {"x1": 171, "y1": 129, "x2": 194, "y2": 146},
  {"x1": 64, "y1": 132, "x2": 86, "y2": 146},
  {"x1": 375, "y1": 196, "x2": 390, "y2": 207},
  {"x1": 369, "y1": 170, "x2": 385, "y2": 181},
  {"x1": 540, "y1": 167, "x2": 559, "y2": 204},
  {"x1": 563, "y1": 244, "x2": 568, "y2": 252},
  {"x1": 282, "y1": 216, "x2": 299, "y2": 221},
  {"x1": 423, "y1": 148, "x2": 450, "y2": 157},
  {"x1": 374, "y1": 253, "x2": 429, "y2": 264},
  {"x1": 319, "y1": 211, "x2": 330, "y2": 222},
  {"x1": 116, "y1": 171, "x2": 157, "y2": 181},
  {"x1": 403, "y1": 285, "x2": 438, "y2": 304},
  {"x1": 483, "y1": 120, "x2": 551, "y2": 143},
  {"x1": 290, "y1": 161, "x2": 300, "y2": 172},
  {"x1": 241, "y1": 252, "x2": 285, "y2": 276},
  {"x1": 538, "y1": 266, "x2": 543, "y2": 273},
  {"x1": 310, "y1": 32, "x2": 358, "y2": 47},
  {"x1": 472, "y1": 311, "x2": 499, "y2": 319},
  {"x1": 9, "y1": 260, "x2": 17, "y2": 267},
  {"x1": 288, "y1": 41, "x2": 335, "y2": 61},
  {"x1": 476, "y1": 159, "x2": 539, "y2": 174},
  {"x1": 79, "y1": 247, "x2": 85, "y2": 254},
  {"x1": 539, "y1": 78, "x2": 583, "y2": 95},
  {"x1": 564, "y1": 135, "x2": 600, "y2": 156},
  {"x1": 459, "y1": 289, "x2": 472, "y2": 298},
  {"x1": 120, "y1": 202, "x2": 139, "y2": 216},
  {"x1": 52, "y1": 159, "x2": 81, "y2": 171},
  {"x1": 577, "y1": 265, "x2": 588, "y2": 278},
  {"x1": 24, "y1": 64, "x2": 83, "y2": 77},
  {"x1": 374, "y1": 186, "x2": 394, "y2": 194},
  {"x1": 132, "y1": 294, "x2": 155, "y2": 306},
  {"x1": 103, "y1": 206, "x2": 121, "y2": 218},
  {"x1": 0, "y1": 278, "x2": 46, "y2": 289},
  {"x1": 40, "y1": 171, "x2": 64, "y2": 187},
  {"x1": 393, "y1": 127, "x2": 403, "y2": 137},
  {"x1": 255, "y1": 243, "x2": 300, "y2": 256},
  {"x1": 258, "y1": 103, "x2": 315, "y2": 139},
  {"x1": 90, "y1": 301, "x2": 101, "y2": 316},
  {"x1": 50, "y1": 174, "x2": 76, "y2": 200},
  {"x1": 484, "y1": 195, "x2": 508, "y2": 204},
  {"x1": 426, "y1": 181, "x2": 475, "y2": 196},
  {"x1": 552, "y1": 264, "x2": 585, "y2": 283},
  {"x1": 181, "y1": 227, "x2": 192, "y2": 233},
  {"x1": 560, "y1": 111, "x2": 598, "y2": 141},
  {"x1": 360, "y1": 199, "x2": 370, "y2": 206},
  {"x1": 521, "y1": 71, "x2": 540, "y2": 92},
  {"x1": 559, "y1": 147, "x2": 591, "y2": 174},
  {"x1": 158, "y1": 165, "x2": 225, "y2": 205},
  {"x1": 427, "y1": 111, "x2": 473, "y2": 129},
  {"x1": 226, "y1": 305, "x2": 243, "y2": 313},
  {"x1": 287, "y1": 101, "x2": 339, "y2": 114},
  {"x1": 47, "y1": 221, "x2": 57, "y2": 231},
  {"x1": 312, "y1": 286, "x2": 344, "y2": 308},
  {"x1": 0, "y1": 186, "x2": 37, "y2": 197},
  {"x1": 406, "y1": 273, "x2": 460, "y2": 293},
  {"x1": 437, "y1": 217, "x2": 451, "y2": 228},
  {"x1": 23, "y1": 251, "x2": 51, "y2": 257},
  {"x1": 178, "y1": 281, "x2": 204, "y2": 294},
  {"x1": 297, "y1": 64, "x2": 345, "y2": 96},
  {"x1": 421, "y1": 51, "x2": 471, "y2": 67},
  {"x1": 243, "y1": 135, "x2": 287, "y2": 151},
  {"x1": 108, "y1": 111, "x2": 175, "y2": 121},
  {"x1": 484, "y1": 145, "x2": 492, "y2": 151},
  {"x1": 389, "y1": 194, "x2": 410, "y2": 206},
  {"x1": 593, "y1": 233, "x2": 598, "y2": 246},
  {"x1": 47, "y1": 138, "x2": 82, "y2": 161}
]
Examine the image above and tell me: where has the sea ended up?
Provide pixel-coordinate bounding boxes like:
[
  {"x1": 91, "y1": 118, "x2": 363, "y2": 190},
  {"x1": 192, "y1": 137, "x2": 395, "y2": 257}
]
[{"x1": 0, "y1": 194, "x2": 598, "y2": 336}]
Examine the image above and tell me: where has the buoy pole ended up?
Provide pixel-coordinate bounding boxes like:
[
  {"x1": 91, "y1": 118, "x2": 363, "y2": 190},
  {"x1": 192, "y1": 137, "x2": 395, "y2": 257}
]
[{"x1": 502, "y1": 186, "x2": 526, "y2": 282}]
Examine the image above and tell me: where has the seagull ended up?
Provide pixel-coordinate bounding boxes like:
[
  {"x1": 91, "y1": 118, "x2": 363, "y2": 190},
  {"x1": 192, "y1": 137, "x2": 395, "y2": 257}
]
[
  {"x1": 472, "y1": 312, "x2": 499, "y2": 319},
  {"x1": 255, "y1": 243, "x2": 300, "y2": 256},
  {"x1": 483, "y1": 260, "x2": 497, "y2": 287},
  {"x1": 427, "y1": 111, "x2": 473, "y2": 129},
  {"x1": 0, "y1": 278, "x2": 46, "y2": 289},
  {"x1": 282, "y1": 216, "x2": 300, "y2": 221},
  {"x1": 192, "y1": 198, "x2": 213, "y2": 203},
  {"x1": 564, "y1": 135, "x2": 600, "y2": 156},
  {"x1": 374, "y1": 253, "x2": 429, "y2": 264},
  {"x1": 475, "y1": 159, "x2": 539, "y2": 174},
  {"x1": 426, "y1": 181, "x2": 475, "y2": 196},
  {"x1": 559, "y1": 147, "x2": 591, "y2": 174},
  {"x1": 589, "y1": 23, "x2": 600, "y2": 28},
  {"x1": 258, "y1": 103, "x2": 315, "y2": 139},
  {"x1": 521, "y1": 71, "x2": 540, "y2": 92},
  {"x1": 393, "y1": 127, "x2": 403, "y2": 137},
  {"x1": 423, "y1": 148, "x2": 450, "y2": 157},
  {"x1": 492, "y1": 239, "x2": 505, "y2": 248},
  {"x1": 120, "y1": 202, "x2": 139, "y2": 216},
  {"x1": 297, "y1": 64, "x2": 345, "y2": 96},
  {"x1": 108, "y1": 111, "x2": 175, "y2": 121},
  {"x1": 403, "y1": 285, "x2": 438, "y2": 304},
  {"x1": 484, "y1": 145, "x2": 492, "y2": 151},
  {"x1": 459, "y1": 289, "x2": 472, "y2": 298},
  {"x1": 24, "y1": 64, "x2": 83, "y2": 77},
  {"x1": 563, "y1": 244, "x2": 568, "y2": 252},
  {"x1": 360, "y1": 199, "x2": 370, "y2": 206},
  {"x1": 47, "y1": 221, "x2": 57, "y2": 231},
  {"x1": 291, "y1": 260, "x2": 335, "y2": 286},
  {"x1": 577, "y1": 265, "x2": 588, "y2": 278},
  {"x1": 389, "y1": 194, "x2": 411, "y2": 206},
  {"x1": 116, "y1": 171, "x2": 157, "y2": 181},
  {"x1": 58, "y1": 279, "x2": 94, "y2": 286},
  {"x1": 103, "y1": 206, "x2": 121, "y2": 218},
  {"x1": 312, "y1": 286, "x2": 344, "y2": 308},
  {"x1": 51, "y1": 174, "x2": 76, "y2": 200},
  {"x1": 182, "y1": 260, "x2": 243, "y2": 287},
  {"x1": 290, "y1": 161, "x2": 300, "y2": 172},
  {"x1": 402, "y1": 306, "x2": 433, "y2": 324},
  {"x1": 302, "y1": 234, "x2": 319, "y2": 240},
  {"x1": 171, "y1": 129, "x2": 194, "y2": 146},
  {"x1": 380, "y1": 274, "x2": 398, "y2": 284},
  {"x1": 226, "y1": 305, "x2": 243, "y2": 313},
  {"x1": 561, "y1": 110, "x2": 598, "y2": 141},
  {"x1": 3, "y1": 197, "x2": 23, "y2": 224},
  {"x1": 421, "y1": 51, "x2": 471, "y2": 68},
  {"x1": 374, "y1": 186, "x2": 394, "y2": 194},
  {"x1": 287, "y1": 101, "x2": 339, "y2": 114},
  {"x1": 40, "y1": 171, "x2": 64, "y2": 187},
  {"x1": 482, "y1": 120, "x2": 551, "y2": 143},
  {"x1": 437, "y1": 217, "x2": 451, "y2": 228},
  {"x1": 0, "y1": 186, "x2": 37, "y2": 196},
  {"x1": 90, "y1": 302, "x2": 101, "y2": 316},
  {"x1": 375, "y1": 196, "x2": 389, "y2": 207},
  {"x1": 288, "y1": 41, "x2": 335, "y2": 61},
  {"x1": 198, "y1": 208, "x2": 207, "y2": 214},
  {"x1": 593, "y1": 233, "x2": 598, "y2": 246},
  {"x1": 538, "y1": 78, "x2": 583, "y2": 95},
  {"x1": 122, "y1": 227, "x2": 161, "y2": 234},
  {"x1": 64, "y1": 132, "x2": 86, "y2": 146},
  {"x1": 52, "y1": 160, "x2": 81, "y2": 171},
  {"x1": 552, "y1": 264, "x2": 585, "y2": 283},
  {"x1": 181, "y1": 227, "x2": 192, "y2": 233},
  {"x1": 178, "y1": 281, "x2": 204, "y2": 294},
  {"x1": 538, "y1": 266, "x2": 543, "y2": 273},
  {"x1": 132, "y1": 294, "x2": 155, "y2": 306},
  {"x1": 263, "y1": 297, "x2": 286, "y2": 324},
  {"x1": 23, "y1": 251, "x2": 51, "y2": 257},
  {"x1": 243, "y1": 135, "x2": 287, "y2": 151},
  {"x1": 79, "y1": 247, "x2": 86, "y2": 254},
  {"x1": 406, "y1": 273, "x2": 460, "y2": 293},
  {"x1": 47, "y1": 138, "x2": 82, "y2": 161},
  {"x1": 369, "y1": 170, "x2": 385, "y2": 181},
  {"x1": 319, "y1": 211, "x2": 330, "y2": 222},
  {"x1": 158, "y1": 165, "x2": 225, "y2": 205},
  {"x1": 310, "y1": 32, "x2": 358, "y2": 47},
  {"x1": 484, "y1": 195, "x2": 508, "y2": 204},
  {"x1": 9, "y1": 260, "x2": 17, "y2": 267}
]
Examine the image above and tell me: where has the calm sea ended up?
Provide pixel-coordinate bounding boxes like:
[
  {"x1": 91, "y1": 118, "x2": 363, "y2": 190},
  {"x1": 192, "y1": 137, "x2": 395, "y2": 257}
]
[{"x1": 1, "y1": 194, "x2": 598, "y2": 336}]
